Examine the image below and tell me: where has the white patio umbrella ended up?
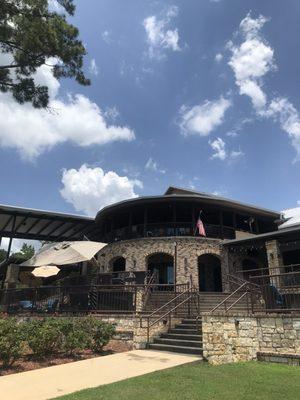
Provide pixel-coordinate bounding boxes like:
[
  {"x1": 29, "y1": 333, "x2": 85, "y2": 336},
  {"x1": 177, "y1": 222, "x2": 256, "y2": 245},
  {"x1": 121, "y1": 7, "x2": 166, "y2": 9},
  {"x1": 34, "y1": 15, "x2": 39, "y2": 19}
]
[
  {"x1": 31, "y1": 266, "x2": 60, "y2": 278},
  {"x1": 21, "y1": 241, "x2": 107, "y2": 267}
]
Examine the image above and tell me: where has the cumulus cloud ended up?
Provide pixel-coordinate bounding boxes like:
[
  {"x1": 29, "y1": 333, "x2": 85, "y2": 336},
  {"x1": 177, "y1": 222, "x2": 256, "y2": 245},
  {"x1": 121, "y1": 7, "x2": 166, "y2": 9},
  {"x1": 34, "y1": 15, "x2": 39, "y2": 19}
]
[
  {"x1": 60, "y1": 164, "x2": 143, "y2": 216},
  {"x1": 89, "y1": 58, "x2": 99, "y2": 76},
  {"x1": 228, "y1": 13, "x2": 274, "y2": 110},
  {"x1": 210, "y1": 137, "x2": 244, "y2": 161},
  {"x1": 263, "y1": 97, "x2": 300, "y2": 160},
  {"x1": 180, "y1": 97, "x2": 231, "y2": 137},
  {"x1": 228, "y1": 13, "x2": 300, "y2": 158},
  {"x1": 143, "y1": 5, "x2": 181, "y2": 58},
  {"x1": 145, "y1": 157, "x2": 166, "y2": 174},
  {"x1": 0, "y1": 60, "x2": 134, "y2": 160}
]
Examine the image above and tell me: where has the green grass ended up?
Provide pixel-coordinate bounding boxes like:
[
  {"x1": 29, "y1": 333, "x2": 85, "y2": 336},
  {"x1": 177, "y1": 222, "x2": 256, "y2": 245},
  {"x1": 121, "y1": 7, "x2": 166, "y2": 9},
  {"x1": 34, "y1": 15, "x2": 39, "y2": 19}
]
[{"x1": 56, "y1": 361, "x2": 300, "y2": 400}]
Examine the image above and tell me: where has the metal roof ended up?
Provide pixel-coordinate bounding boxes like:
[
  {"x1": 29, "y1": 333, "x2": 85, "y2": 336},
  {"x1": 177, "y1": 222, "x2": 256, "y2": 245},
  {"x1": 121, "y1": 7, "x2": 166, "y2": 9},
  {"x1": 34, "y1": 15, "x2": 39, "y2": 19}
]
[
  {"x1": 0, "y1": 204, "x2": 100, "y2": 242},
  {"x1": 96, "y1": 187, "x2": 280, "y2": 220},
  {"x1": 223, "y1": 224, "x2": 300, "y2": 246}
]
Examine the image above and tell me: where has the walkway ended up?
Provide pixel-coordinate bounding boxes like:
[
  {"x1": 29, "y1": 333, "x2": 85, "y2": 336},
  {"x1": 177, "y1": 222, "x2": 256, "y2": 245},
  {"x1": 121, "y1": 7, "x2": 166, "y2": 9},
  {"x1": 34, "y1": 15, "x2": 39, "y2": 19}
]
[{"x1": 0, "y1": 350, "x2": 201, "y2": 400}]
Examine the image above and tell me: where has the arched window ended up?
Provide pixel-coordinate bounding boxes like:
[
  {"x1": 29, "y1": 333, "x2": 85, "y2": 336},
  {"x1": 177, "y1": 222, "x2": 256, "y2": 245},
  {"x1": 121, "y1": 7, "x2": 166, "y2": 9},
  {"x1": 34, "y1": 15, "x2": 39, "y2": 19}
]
[
  {"x1": 112, "y1": 257, "x2": 126, "y2": 272},
  {"x1": 198, "y1": 254, "x2": 222, "y2": 292},
  {"x1": 147, "y1": 253, "x2": 174, "y2": 285}
]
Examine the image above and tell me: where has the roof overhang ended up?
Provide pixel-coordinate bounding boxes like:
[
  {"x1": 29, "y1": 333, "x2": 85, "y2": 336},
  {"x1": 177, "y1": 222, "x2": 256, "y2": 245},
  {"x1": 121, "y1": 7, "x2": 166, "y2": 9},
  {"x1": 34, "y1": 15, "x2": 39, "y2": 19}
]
[
  {"x1": 223, "y1": 225, "x2": 300, "y2": 246},
  {"x1": 96, "y1": 193, "x2": 280, "y2": 221},
  {"x1": 0, "y1": 204, "x2": 100, "y2": 242}
]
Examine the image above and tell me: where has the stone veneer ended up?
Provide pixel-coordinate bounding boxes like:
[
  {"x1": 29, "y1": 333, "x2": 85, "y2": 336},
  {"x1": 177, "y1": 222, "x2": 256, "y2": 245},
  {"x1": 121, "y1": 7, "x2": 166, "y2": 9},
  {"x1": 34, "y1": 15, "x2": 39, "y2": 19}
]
[
  {"x1": 91, "y1": 314, "x2": 181, "y2": 349},
  {"x1": 202, "y1": 314, "x2": 300, "y2": 364},
  {"x1": 97, "y1": 237, "x2": 228, "y2": 290}
]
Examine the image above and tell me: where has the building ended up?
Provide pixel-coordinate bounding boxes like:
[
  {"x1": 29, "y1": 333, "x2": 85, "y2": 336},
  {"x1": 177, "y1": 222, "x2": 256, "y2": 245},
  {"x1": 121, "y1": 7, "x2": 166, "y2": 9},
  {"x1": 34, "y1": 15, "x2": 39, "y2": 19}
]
[{"x1": 93, "y1": 186, "x2": 291, "y2": 293}]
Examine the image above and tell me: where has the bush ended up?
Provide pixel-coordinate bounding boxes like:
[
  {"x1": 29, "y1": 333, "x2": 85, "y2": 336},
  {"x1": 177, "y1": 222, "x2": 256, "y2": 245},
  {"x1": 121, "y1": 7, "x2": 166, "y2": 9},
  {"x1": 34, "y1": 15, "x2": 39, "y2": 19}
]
[
  {"x1": 0, "y1": 318, "x2": 24, "y2": 367},
  {"x1": 83, "y1": 317, "x2": 116, "y2": 353},
  {"x1": 25, "y1": 318, "x2": 63, "y2": 358},
  {"x1": 59, "y1": 318, "x2": 89, "y2": 355}
]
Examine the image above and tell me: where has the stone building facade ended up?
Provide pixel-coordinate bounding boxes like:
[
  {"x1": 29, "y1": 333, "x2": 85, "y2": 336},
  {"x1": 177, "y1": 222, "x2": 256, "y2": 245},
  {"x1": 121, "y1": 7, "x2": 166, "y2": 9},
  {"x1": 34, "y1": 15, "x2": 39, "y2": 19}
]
[{"x1": 97, "y1": 236, "x2": 228, "y2": 290}]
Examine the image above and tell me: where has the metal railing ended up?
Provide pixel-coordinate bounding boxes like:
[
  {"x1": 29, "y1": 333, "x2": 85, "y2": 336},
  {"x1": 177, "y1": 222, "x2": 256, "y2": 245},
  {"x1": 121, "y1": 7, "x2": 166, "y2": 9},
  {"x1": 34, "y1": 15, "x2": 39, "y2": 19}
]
[
  {"x1": 0, "y1": 283, "x2": 190, "y2": 315},
  {"x1": 209, "y1": 274, "x2": 263, "y2": 314},
  {"x1": 103, "y1": 222, "x2": 236, "y2": 242},
  {"x1": 250, "y1": 271, "x2": 300, "y2": 313},
  {"x1": 140, "y1": 285, "x2": 201, "y2": 344}
]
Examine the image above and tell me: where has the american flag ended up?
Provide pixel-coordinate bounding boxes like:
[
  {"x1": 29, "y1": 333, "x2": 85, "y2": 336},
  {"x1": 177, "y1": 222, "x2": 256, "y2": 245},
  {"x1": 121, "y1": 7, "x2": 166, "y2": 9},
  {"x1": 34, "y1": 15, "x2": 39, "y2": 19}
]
[{"x1": 196, "y1": 214, "x2": 206, "y2": 237}]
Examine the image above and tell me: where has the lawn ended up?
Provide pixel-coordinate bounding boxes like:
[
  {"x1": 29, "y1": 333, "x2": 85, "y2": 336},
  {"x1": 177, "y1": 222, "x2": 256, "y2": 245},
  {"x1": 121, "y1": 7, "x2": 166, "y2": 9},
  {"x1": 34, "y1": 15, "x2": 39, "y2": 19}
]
[{"x1": 55, "y1": 361, "x2": 300, "y2": 400}]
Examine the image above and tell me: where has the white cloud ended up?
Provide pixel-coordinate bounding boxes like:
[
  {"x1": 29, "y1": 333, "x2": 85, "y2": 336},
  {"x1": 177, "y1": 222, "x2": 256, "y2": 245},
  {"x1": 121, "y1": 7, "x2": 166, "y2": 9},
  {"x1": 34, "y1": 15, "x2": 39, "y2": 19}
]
[
  {"x1": 210, "y1": 137, "x2": 244, "y2": 161},
  {"x1": 0, "y1": 60, "x2": 134, "y2": 160},
  {"x1": 215, "y1": 53, "x2": 223, "y2": 62},
  {"x1": 104, "y1": 106, "x2": 120, "y2": 122},
  {"x1": 263, "y1": 97, "x2": 300, "y2": 160},
  {"x1": 228, "y1": 13, "x2": 300, "y2": 158},
  {"x1": 228, "y1": 13, "x2": 274, "y2": 110},
  {"x1": 60, "y1": 164, "x2": 143, "y2": 216},
  {"x1": 143, "y1": 6, "x2": 180, "y2": 58},
  {"x1": 145, "y1": 157, "x2": 166, "y2": 174},
  {"x1": 180, "y1": 96, "x2": 231, "y2": 137},
  {"x1": 210, "y1": 138, "x2": 226, "y2": 160},
  {"x1": 89, "y1": 58, "x2": 99, "y2": 76}
]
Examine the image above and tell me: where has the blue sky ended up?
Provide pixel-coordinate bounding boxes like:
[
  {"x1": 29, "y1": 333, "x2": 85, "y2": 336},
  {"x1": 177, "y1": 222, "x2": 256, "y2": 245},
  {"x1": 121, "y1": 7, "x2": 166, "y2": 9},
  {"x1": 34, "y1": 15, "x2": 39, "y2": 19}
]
[{"x1": 1, "y1": 0, "x2": 300, "y2": 220}]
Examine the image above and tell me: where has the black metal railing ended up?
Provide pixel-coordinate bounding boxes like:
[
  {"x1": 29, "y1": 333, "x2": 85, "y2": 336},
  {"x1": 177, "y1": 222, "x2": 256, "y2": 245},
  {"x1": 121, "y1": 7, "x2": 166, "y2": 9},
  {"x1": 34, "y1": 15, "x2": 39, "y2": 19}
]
[
  {"x1": 250, "y1": 271, "x2": 300, "y2": 313},
  {"x1": 103, "y1": 222, "x2": 236, "y2": 242},
  {"x1": 0, "y1": 283, "x2": 189, "y2": 315}
]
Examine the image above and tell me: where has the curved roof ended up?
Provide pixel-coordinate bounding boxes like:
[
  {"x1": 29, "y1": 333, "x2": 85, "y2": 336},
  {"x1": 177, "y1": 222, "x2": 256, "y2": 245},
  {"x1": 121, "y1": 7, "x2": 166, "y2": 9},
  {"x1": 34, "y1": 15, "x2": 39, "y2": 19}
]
[{"x1": 96, "y1": 186, "x2": 280, "y2": 221}]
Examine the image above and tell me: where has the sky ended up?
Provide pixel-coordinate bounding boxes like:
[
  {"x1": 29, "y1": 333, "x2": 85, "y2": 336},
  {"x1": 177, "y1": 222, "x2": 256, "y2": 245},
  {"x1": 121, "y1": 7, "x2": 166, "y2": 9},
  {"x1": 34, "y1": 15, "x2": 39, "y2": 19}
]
[{"x1": 1, "y1": 0, "x2": 300, "y2": 237}]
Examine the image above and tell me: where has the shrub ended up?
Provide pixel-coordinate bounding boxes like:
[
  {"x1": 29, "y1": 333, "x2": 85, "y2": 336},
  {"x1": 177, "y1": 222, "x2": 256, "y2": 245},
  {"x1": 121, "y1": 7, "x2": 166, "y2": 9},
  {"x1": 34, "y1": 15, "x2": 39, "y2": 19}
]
[
  {"x1": 83, "y1": 317, "x2": 116, "y2": 353},
  {"x1": 25, "y1": 318, "x2": 63, "y2": 358},
  {"x1": 0, "y1": 318, "x2": 24, "y2": 367},
  {"x1": 59, "y1": 318, "x2": 89, "y2": 355}
]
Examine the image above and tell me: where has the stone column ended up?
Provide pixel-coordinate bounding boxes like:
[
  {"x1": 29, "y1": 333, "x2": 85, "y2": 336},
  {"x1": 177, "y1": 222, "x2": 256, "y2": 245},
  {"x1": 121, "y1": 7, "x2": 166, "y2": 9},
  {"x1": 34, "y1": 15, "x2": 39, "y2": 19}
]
[
  {"x1": 265, "y1": 240, "x2": 283, "y2": 288},
  {"x1": 4, "y1": 263, "x2": 20, "y2": 289}
]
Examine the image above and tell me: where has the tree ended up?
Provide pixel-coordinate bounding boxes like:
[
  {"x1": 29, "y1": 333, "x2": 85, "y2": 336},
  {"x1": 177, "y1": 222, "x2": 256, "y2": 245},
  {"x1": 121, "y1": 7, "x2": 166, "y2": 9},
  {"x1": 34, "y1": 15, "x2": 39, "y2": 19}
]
[
  {"x1": 0, "y1": 0, "x2": 90, "y2": 108},
  {"x1": 0, "y1": 248, "x2": 7, "y2": 262},
  {"x1": 13, "y1": 243, "x2": 35, "y2": 260}
]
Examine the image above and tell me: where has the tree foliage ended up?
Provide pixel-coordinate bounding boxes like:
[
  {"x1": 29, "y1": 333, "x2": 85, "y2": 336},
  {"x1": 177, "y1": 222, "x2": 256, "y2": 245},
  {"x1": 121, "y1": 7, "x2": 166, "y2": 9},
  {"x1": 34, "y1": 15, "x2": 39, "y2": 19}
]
[
  {"x1": 12, "y1": 243, "x2": 35, "y2": 260},
  {"x1": 0, "y1": 0, "x2": 90, "y2": 108}
]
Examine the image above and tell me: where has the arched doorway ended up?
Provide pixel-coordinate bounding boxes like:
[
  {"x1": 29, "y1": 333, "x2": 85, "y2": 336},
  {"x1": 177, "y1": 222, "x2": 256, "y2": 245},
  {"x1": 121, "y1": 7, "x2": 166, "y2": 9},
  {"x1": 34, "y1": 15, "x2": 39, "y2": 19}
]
[
  {"x1": 198, "y1": 254, "x2": 222, "y2": 292},
  {"x1": 147, "y1": 253, "x2": 174, "y2": 285},
  {"x1": 112, "y1": 257, "x2": 126, "y2": 272},
  {"x1": 242, "y1": 259, "x2": 259, "y2": 281}
]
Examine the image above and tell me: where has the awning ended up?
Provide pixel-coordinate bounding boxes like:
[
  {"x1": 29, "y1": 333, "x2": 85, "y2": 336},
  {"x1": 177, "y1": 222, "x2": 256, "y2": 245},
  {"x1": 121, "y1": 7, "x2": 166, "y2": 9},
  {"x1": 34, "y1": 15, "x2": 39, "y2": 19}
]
[
  {"x1": 0, "y1": 204, "x2": 101, "y2": 242},
  {"x1": 21, "y1": 241, "x2": 107, "y2": 267}
]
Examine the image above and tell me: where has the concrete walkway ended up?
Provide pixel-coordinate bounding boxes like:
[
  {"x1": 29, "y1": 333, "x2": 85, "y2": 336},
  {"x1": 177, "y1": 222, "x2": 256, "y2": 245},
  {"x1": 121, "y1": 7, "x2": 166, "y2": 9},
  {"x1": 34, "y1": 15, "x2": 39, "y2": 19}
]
[{"x1": 0, "y1": 350, "x2": 201, "y2": 400}]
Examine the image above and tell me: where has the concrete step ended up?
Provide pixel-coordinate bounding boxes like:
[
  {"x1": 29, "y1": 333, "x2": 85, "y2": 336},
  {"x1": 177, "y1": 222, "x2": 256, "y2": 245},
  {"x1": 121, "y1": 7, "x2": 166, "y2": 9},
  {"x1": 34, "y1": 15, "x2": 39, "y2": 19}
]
[
  {"x1": 169, "y1": 328, "x2": 200, "y2": 335},
  {"x1": 161, "y1": 333, "x2": 202, "y2": 341},
  {"x1": 148, "y1": 343, "x2": 203, "y2": 355},
  {"x1": 154, "y1": 338, "x2": 202, "y2": 348},
  {"x1": 174, "y1": 323, "x2": 200, "y2": 329}
]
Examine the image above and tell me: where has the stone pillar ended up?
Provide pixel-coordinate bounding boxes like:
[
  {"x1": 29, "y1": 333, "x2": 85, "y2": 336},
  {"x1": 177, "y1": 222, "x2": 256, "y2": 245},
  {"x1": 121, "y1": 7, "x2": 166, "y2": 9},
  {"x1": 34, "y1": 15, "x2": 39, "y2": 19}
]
[
  {"x1": 265, "y1": 240, "x2": 283, "y2": 288},
  {"x1": 4, "y1": 263, "x2": 20, "y2": 289}
]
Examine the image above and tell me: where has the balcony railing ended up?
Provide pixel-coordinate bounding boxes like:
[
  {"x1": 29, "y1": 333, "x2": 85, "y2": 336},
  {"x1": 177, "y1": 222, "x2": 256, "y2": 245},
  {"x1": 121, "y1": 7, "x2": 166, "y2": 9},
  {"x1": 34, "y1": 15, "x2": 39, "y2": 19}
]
[{"x1": 103, "y1": 222, "x2": 236, "y2": 242}]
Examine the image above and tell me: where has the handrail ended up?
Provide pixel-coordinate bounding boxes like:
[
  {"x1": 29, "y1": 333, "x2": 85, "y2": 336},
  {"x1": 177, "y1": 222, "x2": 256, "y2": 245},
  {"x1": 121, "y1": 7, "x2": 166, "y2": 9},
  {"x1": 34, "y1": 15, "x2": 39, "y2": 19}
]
[
  {"x1": 141, "y1": 286, "x2": 200, "y2": 344},
  {"x1": 225, "y1": 291, "x2": 248, "y2": 312},
  {"x1": 210, "y1": 282, "x2": 248, "y2": 313},
  {"x1": 149, "y1": 293, "x2": 195, "y2": 328},
  {"x1": 145, "y1": 286, "x2": 191, "y2": 320}
]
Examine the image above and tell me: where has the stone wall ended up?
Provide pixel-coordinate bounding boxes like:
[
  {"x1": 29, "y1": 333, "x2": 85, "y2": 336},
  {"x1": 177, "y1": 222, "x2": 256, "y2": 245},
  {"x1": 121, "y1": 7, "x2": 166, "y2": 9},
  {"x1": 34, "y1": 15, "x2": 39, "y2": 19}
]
[
  {"x1": 202, "y1": 314, "x2": 300, "y2": 364},
  {"x1": 95, "y1": 314, "x2": 180, "y2": 349},
  {"x1": 97, "y1": 237, "x2": 228, "y2": 289}
]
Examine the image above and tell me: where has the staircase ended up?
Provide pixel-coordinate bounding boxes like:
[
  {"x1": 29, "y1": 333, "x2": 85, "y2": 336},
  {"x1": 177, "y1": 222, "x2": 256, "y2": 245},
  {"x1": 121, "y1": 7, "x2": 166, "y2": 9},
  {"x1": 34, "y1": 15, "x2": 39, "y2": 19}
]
[{"x1": 148, "y1": 317, "x2": 203, "y2": 356}]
